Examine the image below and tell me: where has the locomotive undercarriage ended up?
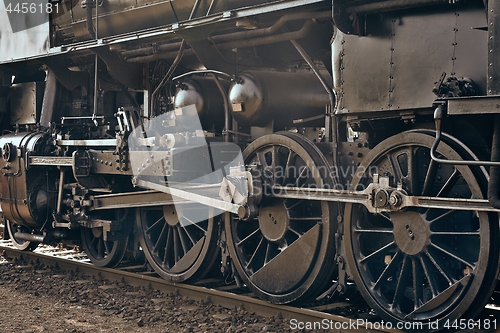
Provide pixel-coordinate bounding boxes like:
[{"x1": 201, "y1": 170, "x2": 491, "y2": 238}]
[{"x1": 1, "y1": 0, "x2": 500, "y2": 331}]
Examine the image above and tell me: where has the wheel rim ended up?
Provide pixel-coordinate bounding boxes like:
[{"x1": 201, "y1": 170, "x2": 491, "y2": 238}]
[
  {"x1": 138, "y1": 204, "x2": 219, "y2": 283},
  {"x1": 6, "y1": 220, "x2": 38, "y2": 251},
  {"x1": 344, "y1": 131, "x2": 499, "y2": 328},
  {"x1": 81, "y1": 227, "x2": 128, "y2": 268},
  {"x1": 226, "y1": 132, "x2": 337, "y2": 304}
]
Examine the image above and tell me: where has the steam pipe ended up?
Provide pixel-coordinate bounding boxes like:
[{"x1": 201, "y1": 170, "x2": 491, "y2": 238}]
[
  {"x1": 122, "y1": 11, "x2": 330, "y2": 60},
  {"x1": 125, "y1": 20, "x2": 315, "y2": 63},
  {"x1": 431, "y1": 105, "x2": 500, "y2": 166}
]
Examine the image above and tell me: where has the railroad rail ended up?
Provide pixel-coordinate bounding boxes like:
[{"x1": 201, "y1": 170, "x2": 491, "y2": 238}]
[
  {"x1": 0, "y1": 239, "x2": 498, "y2": 333},
  {"x1": 0, "y1": 240, "x2": 399, "y2": 333}
]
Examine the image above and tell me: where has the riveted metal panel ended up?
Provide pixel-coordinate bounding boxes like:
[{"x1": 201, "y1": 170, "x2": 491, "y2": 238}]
[
  {"x1": 334, "y1": 4, "x2": 487, "y2": 114},
  {"x1": 10, "y1": 82, "x2": 44, "y2": 125},
  {"x1": 488, "y1": 0, "x2": 500, "y2": 95}
]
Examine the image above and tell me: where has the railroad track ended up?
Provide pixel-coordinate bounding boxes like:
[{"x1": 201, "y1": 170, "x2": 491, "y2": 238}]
[{"x1": 0, "y1": 239, "x2": 498, "y2": 333}]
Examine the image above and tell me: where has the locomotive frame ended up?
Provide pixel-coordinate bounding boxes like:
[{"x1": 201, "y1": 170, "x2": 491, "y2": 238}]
[{"x1": 0, "y1": 0, "x2": 499, "y2": 331}]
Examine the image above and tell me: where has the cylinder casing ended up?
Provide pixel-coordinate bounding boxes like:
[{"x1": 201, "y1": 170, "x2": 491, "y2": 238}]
[
  {"x1": 174, "y1": 77, "x2": 227, "y2": 132},
  {"x1": 229, "y1": 71, "x2": 329, "y2": 128}
]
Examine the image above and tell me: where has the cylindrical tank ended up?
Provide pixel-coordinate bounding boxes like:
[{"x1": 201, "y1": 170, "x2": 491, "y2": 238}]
[
  {"x1": 229, "y1": 71, "x2": 329, "y2": 128},
  {"x1": 174, "y1": 77, "x2": 228, "y2": 132}
]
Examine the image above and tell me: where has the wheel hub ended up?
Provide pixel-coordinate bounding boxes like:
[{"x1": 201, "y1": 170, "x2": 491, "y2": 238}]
[
  {"x1": 391, "y1": 211, "x2": 430, "y2": 255},
  {"x1": 91, "y1": 227, "x2": 103, "y2": 238},
  {"x1": 258, "y1": 201, "x2": 289, "y2": 242},
  {"x1": 163, "y1": 205, "x2": 179, "y2": 226}
]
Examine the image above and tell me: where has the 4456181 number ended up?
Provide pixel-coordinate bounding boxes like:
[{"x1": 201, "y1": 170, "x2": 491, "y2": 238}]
[
  {"x1": 444, "y1": 319, "x2": 497, "y2": 330},
  {"x1": 6, "y1": 2, "x2": 59, "y2": 14}
]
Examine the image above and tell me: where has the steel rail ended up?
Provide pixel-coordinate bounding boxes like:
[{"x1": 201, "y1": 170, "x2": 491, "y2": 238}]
[{"x1": 0, "y1": 242, "x2": 399, "y2": 333}]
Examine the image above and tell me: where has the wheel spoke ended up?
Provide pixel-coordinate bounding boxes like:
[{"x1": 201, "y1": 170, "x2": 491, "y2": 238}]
[
  {"x1": 431, "y1": 231, "x2": 479, "y2": 236},
  {"x1": 289, "y1": 217, "x2": 322, "y2": 221},
  {"x1": 188, "y1": 217, "x2": 207, "y2": 233},
  {"x1": 285, "y1": 200, "x2": 304, "y2": 210},
  {"x1": 176, "y1": 225, "x2": 190, "y2": 254},
  {"x1": 436, "y1": 168, "x2": 460, "y2": 197},
  {"x1": 146, "y1": 216, "x2": 163, "y2": 233},
  {"x1": 271, "y1": 146, "x2": 281, "y2": 185},
  {"x1": 360, "y1": 241, "x2": 396, "y2": 264},
  {"x1": 257, "y1": 151, "x2": 269, "y2": 167},
  {"x1": 264, "y1": 242, "x2": 272, "y2": 265},
  {"x1": 421, "y1": 159, "x2": 438, "y2": 196},
  {"x1": 294, "y1": 166, "x2": 309, "y2": 186},
  {"x1": 237, "y1": 227, "x2": 260, "y2": 247},
  {"x1": 419, "y1": 255, "x2": 439, "y2": 297},
  {"x1": 373, "y1": 250, "x2": 403, "y2": 290},
  {"x1": 392, "y1": 255, "x2": 410, "y2": 310},
  {"x1": 430, "y1": 243, "x2": 475, "y2": 268},
  {"x1": 412, "y1": 258, "x2": 423, "y2": 310},
  {"x1": 428, "y1": 210, "x2": 456, "y2": 224},
  {"x1": 288, "y1": 225, "x2": 303, "y2": 237},
  {"x1": 181, "y1": 224, "x2": 197, "y2": 245},
  {"x1": 153, "y1": 224, "x2": 168, "y2": 252},
  {"x1": 245, "y1": 236, "x2": 264, "y2": 269},
  {"x1": 104, "y1": 241, "x2": 111, "y2": 255},
  {"x1": 283, "y1": 150, "x2": 296, "y2": 185},
  {"x1": 355, "y1": 228, "x2": 393, "y2": 234},
  {"x1": 90, "y1": 235, "x2": 99, "y2": 248},
  {"x1": 163, "y1": 226, "x2": 173, "y2": 265},
  {"x1": 173, "y1": 229, "x2": 181, "y2": 261},
  {"x1": 425, "y1": 250, "x2": 454, "y2": 285},
  {"x1": 387, "y1": 153, "x2": 404, "y2": 183},
  {"x1": 379, "y1": 212, "x2": 392, "y2": 222}
]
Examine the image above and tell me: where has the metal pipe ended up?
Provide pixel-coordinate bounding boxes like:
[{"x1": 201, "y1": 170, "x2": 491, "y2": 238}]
[
  {"x1": 122, "y1": 11, "x2": 330, "y2": 60},
  {"x1": 218, "y1": 20, "x2": 314, "y2": 50},
  {"x1": 290, "y1": 39, "x2": 337, "y2": 169},
  {"x1": 150, "y1": 40, "x2": 186, "y2": 116},
  {"x1": 57, "y1": 169, "x2": 65, "y2": 214},
  {"x1": 122, "y1": 41, "x2": 184, "y2": 58},
  {"x1": 92, "y1": 53, "x2": 99, "y2": 124},
  {"x1": 346, "y1": 0, "x2": 451, "y2": 14},
  {"x1": 430, "y1": 105, "x2": 500, "y2": 166},
  {"x1": 14, "y1": 232, "x2": 46, "y2": 243},
  {"x1": 126, "y1": 21, "x2": 314, "y2": 63},
  {"x1": 172, "y1": 70, "x2": 233, "y2": 82},
  {"x1": 210, "y1": 73, "x2": 231, "y2": 142}
]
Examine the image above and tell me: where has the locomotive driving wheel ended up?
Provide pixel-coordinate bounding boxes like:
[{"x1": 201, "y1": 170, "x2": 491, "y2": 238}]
[
  {"x1": 6, "y1": 220, "x2": 39, "y2": 251},
  {"x1": 344, "y1": 131, "x2": 499, "y2": 331},
  {"x1": 226, "y1": 132, "x2": 337, "y2": 304},
  {"x1": 81, "y1": 227, "x2": 128, "y2": 268},
  {"x1": 137, "y1": 204, "x2": 219, "y2": 282}
]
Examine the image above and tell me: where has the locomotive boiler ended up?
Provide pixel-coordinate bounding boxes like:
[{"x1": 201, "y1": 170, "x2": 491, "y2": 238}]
[{"x1": 0, "y1": 0, "x2": 499, "y2": 330}]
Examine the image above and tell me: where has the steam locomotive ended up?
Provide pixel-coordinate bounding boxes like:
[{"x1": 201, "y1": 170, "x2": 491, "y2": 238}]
[{"x1": 0, "y1": 0, "x2": 498, "y2": 330}]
